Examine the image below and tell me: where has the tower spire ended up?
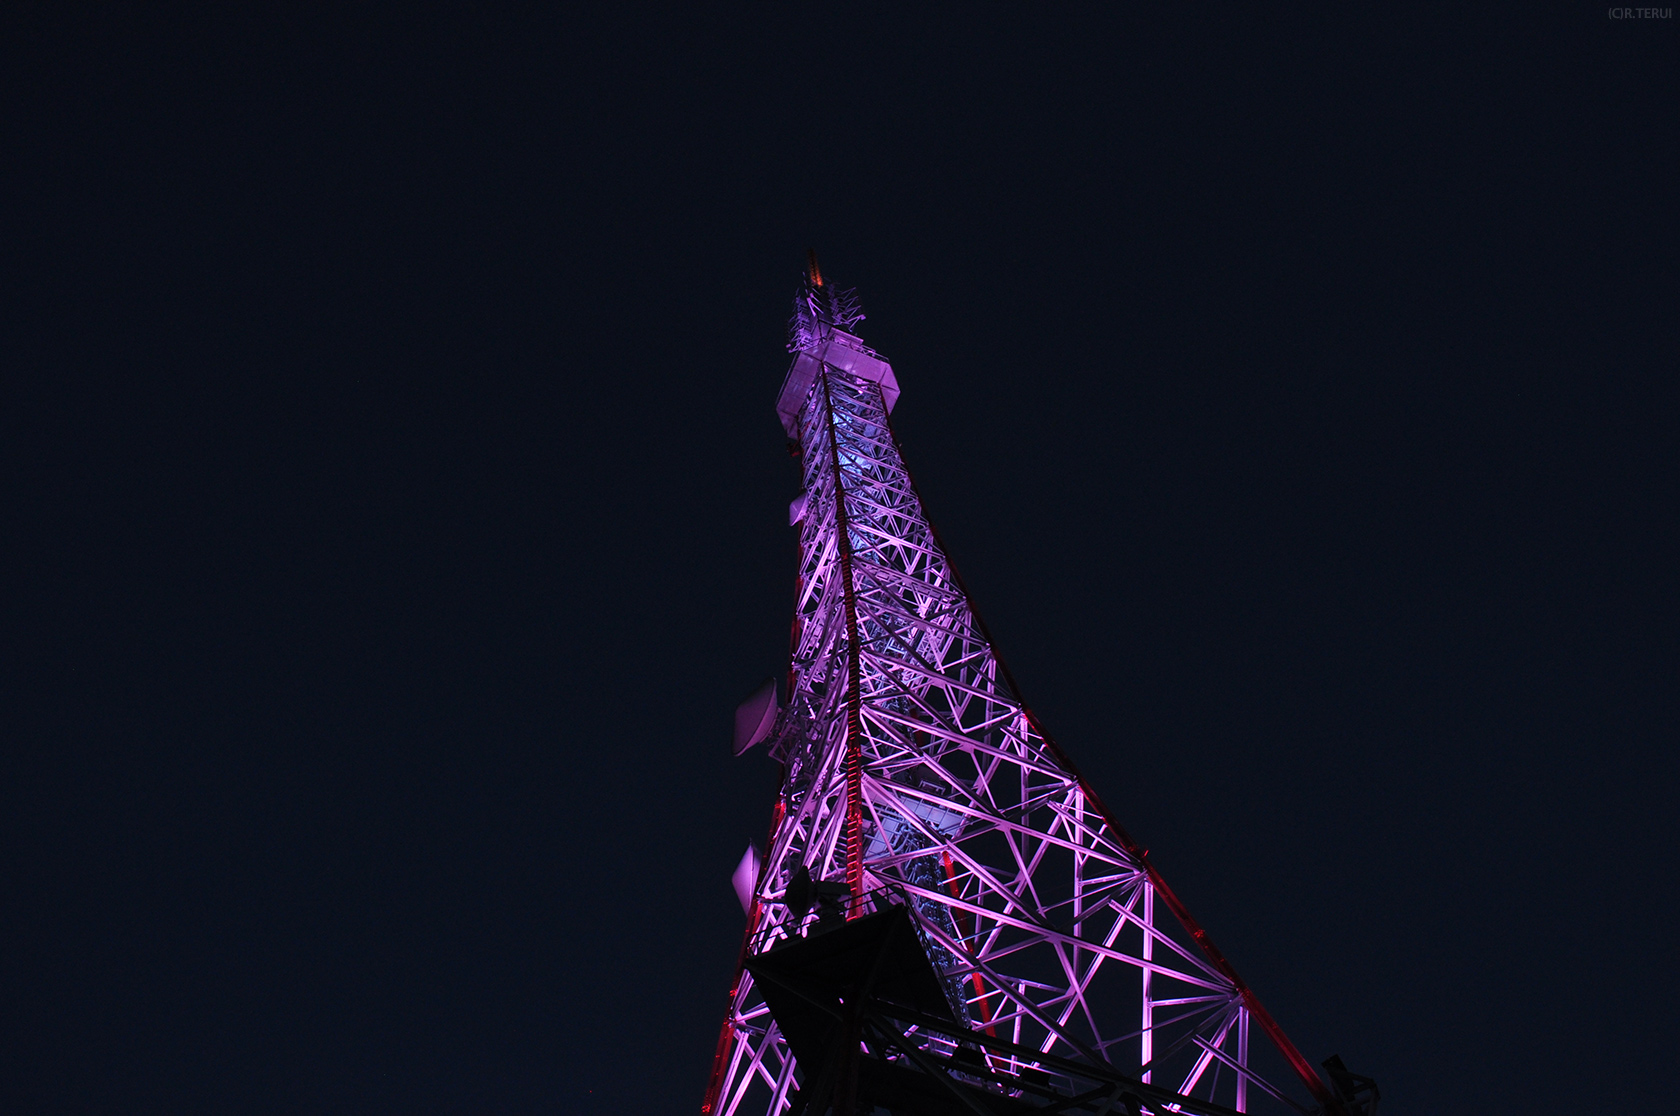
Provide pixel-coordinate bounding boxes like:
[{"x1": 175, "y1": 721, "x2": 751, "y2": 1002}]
[
  {"x1": 704, "y1": 266, "x2": 1369, "y2": 1116},
  {"x1": 789, "y1": 254, "x2": 865, "y2": 355}
]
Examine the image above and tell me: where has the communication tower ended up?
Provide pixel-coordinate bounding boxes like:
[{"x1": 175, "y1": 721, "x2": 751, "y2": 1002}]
[{"x1": 704, "y1": 261, "x2": 1377, "y2": 1116}]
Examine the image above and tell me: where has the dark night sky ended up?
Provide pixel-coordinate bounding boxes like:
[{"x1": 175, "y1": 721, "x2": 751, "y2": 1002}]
[{"x1": 3, "y1": 8, "x2": 1674, "y2": 1114}]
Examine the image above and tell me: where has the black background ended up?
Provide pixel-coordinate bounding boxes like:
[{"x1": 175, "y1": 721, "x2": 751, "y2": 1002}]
[{"x1": 3, "y1": 7, "x2": 1674, "y2": 1114}]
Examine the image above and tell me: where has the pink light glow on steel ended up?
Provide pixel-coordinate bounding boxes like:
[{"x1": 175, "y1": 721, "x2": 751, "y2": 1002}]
[{"x1": 703, "y1": 270, "x2": 1339, "y2": 1116}]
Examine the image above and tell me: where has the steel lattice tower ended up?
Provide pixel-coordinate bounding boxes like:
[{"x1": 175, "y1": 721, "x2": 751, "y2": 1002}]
[{"x1": 703, "y1": 261, "x2": 1374, "y2": 1116}]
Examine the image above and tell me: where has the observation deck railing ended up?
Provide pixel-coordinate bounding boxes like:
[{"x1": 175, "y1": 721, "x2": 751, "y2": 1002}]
[{"x1": 747, "y1": 883, "x2": 908, "y2": 957}]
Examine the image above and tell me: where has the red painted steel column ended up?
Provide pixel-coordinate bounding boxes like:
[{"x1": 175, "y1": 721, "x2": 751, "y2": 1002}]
[{"x1": 820, "y1": 370, "x2": 866, "y2": 912}]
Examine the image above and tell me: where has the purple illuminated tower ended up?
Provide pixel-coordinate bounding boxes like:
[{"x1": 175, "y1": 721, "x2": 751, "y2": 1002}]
[{"x1": 703, "y1": 260, "x2": 1377, "y2": 1116}]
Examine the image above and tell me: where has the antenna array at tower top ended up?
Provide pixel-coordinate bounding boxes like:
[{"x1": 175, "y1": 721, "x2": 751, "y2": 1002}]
[{"x1": 788, "y1": 276, "x2": 866, "y2": 354}]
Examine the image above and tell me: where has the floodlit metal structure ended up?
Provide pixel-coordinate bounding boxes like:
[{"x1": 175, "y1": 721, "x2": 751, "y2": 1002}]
[{"x1": 704, "y1": 260, "x2": 1373, "y2": 1116}]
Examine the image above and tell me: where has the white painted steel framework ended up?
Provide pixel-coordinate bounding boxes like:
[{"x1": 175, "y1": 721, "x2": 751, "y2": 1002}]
[{"x1": 703, "y1": 270, "x2": 1340, "y2": 1116}]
